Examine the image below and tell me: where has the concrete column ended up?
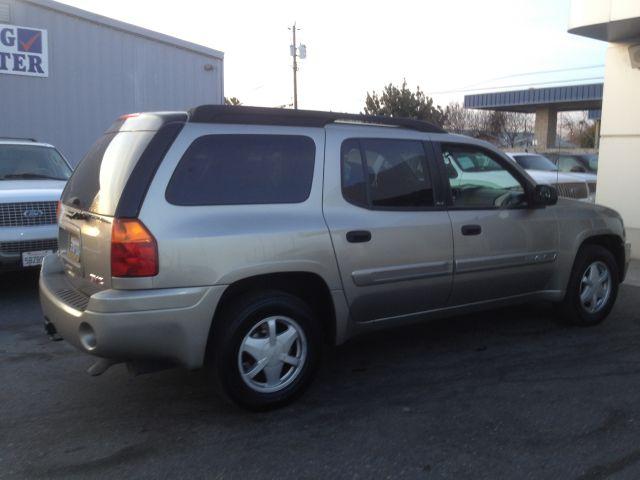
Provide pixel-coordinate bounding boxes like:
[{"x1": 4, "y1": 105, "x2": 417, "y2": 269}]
[
  {"x1": 596, "y1": 42, "x2": 640, "y2": 259},
  {"x1": 534, "y1": 107, "x2": 557, "y2": 149}
]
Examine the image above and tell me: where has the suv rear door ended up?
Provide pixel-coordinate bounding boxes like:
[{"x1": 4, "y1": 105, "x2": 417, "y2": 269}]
[
  {"x1": 323, "y1": 125, "x2": 453, "y2": 323},
  {"x1": 58, "y1": 113, "x2": 185, "y2": 295}
]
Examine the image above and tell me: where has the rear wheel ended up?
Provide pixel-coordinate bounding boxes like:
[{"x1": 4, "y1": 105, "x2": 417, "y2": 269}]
[
  {"x1": 209, "y1": 291, "x2": 321, "y2": 410},
  {"x1": 558, "y1": 245, "x2": 619, "y2": 326}
]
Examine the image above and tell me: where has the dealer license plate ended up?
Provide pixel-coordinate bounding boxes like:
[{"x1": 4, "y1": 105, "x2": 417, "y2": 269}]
[
  {"x1": 22, "y1": 250, "x2": 53, "y2": 267},
  {"x1": 67, "y1": 234, "x2": 81, "y2": 263}
]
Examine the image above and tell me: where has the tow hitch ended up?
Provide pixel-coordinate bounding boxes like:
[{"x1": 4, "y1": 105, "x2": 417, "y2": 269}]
[{"x1": 43, "y1": 317, "x2": 62, "y2": 341}]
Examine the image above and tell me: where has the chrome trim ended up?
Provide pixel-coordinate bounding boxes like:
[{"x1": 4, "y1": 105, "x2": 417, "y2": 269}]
[
  {"x1": 352, "y1": 260, "x2": 452, "y2": 286},
  {"x1": 455, "y1": 251, "x2": 558, "y2": 274}
]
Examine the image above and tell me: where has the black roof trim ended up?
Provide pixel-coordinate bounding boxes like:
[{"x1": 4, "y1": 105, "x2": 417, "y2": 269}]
[
  {"x1": 188, "y1": 105, "x2": 446, "y2": 134},
  {"x1": 0, "y1": 137, "x2": 37, "y2": 142}
]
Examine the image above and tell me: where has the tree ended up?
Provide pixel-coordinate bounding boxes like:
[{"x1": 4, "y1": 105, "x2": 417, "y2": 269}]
[
  {"x1": 500, "y1": 112, "x2": 534, "y2": 148},
  {"x1": 364, "y1": 80, "x2": 447, "y2": 127},
  {"x1": 444, "y1": 102, "x2": 472, "y2": 133},
  {"x1": 561, "y1": 112, "x2": 596, "y2": 148},
  {"x1": 224, "y1": 96, "x2": 242, "y2": 106}
]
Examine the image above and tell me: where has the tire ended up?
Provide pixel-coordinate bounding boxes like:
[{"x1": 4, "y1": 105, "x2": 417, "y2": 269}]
[
  {"x1": 557, "y1": 244, "x2": 619, "y2": 326},
  {"x1": 208, "y1": 290, "x2": 321, "y2": 410}
]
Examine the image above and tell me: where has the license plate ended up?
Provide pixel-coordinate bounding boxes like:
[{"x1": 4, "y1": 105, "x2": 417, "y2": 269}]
[
  {"x1": 68, "y1": 235, "x2": 81, "y2": 263},
  {"x1": 22, "y1": 250, "x2": 53, "y2": 267}
]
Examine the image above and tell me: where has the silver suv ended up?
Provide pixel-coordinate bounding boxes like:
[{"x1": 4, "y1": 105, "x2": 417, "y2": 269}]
[{"x1": 40, "y1": 106, "x2": 630, "y2": 409}]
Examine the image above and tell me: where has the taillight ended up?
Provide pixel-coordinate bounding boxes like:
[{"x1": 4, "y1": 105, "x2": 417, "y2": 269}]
[{"x1": 110, "y1": 219, "x2": 158, "y2": 277}]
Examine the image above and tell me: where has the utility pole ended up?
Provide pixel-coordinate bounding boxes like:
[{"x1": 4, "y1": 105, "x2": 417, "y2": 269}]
[{"x1": 289, "y1": 23, "x2": 299, "y2": 109}]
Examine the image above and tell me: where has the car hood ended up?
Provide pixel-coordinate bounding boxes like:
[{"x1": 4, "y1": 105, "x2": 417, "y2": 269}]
[
  {"x1": 525, "y1": 169, "x2": 586, "y2": 185},
  {"x1": 559, "y1": 172, "x2": 598, "y2": 182},
  {"x1": 0, "y1": 179, "x2": 66, "y2": 203}
]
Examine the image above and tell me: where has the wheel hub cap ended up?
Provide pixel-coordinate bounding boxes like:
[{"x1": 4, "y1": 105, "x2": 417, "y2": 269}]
[
  {"x1": 238, "y1": 316, "x2": 307, "y2": 394},
  {"x1": 579, "y1": 261, "x2": 612, "y2": 314}
]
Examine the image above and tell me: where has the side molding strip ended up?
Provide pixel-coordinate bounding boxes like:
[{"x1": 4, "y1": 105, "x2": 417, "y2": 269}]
[
  {"x1": 455, "y1": 251, "x2": 558, "y2": 274},
  {"x1": 352, "y1": 260, "x2": 452, "y2": 287}
]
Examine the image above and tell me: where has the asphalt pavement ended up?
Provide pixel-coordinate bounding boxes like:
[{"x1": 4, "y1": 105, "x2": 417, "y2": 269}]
[{"x1": 3, "y1": 269, "x2": 640, "y2": 479}]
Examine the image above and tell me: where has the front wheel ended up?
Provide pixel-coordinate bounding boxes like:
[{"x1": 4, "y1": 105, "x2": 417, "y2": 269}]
[
  {"x1": 209, "y1": 291, "x2": 321, "y2": 410},
  {"x1": 557, "y1": 245, "x2": 619, "y2": 326}
]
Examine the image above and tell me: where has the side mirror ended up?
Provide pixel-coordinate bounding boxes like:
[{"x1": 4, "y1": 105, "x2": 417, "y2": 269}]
[{"x1": 533, "y1": 184, "x2": 558, "y2": 207}]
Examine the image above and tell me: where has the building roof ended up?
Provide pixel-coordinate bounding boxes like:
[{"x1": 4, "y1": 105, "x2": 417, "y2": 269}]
[
  {"x1": 21, "y1": 0, "x2": 224, "y2": 60},
  {"x1": 464, "y1": 83, "x2": 603, "y2": 113}
]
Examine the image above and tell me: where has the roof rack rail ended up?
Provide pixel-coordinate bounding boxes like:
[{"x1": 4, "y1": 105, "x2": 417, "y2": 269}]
[
  {"x1": 188, "y1": 105, "x2": 446, "y2": 134},
  {"x1": 0, "y1": 136, "x2": 37, "y2": 142}
]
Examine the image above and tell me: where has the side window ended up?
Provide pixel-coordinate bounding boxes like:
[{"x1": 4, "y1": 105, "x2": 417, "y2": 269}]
[
  {"x1": 166, "y1": 134, "x2": 315, "y2": 205},
  {"x1": 340, "y1": 138, "x2": 435, "y2": 208},
  {"x1": 441, "y1": 144, "x2": 527, "y2": 209},
  {"x1": 558, "y1": 156, "x2": 584, "y2": 173},
  {"x1": 341, "y1": 139, "x2": 367, "y2": 207}
]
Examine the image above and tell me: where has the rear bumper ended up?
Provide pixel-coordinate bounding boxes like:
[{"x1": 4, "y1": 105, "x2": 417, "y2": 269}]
[{"x1": 39, "y1": 254, "x2": 225, "y2": 369}]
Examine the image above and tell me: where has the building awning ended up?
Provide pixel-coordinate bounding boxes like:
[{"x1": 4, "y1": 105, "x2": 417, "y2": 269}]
[{"x1": 463, "y1": 83, "x2": 603, "y2": 113}]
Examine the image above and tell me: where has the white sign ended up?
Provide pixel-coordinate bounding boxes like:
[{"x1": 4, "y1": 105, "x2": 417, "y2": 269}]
[{"x1": 0, "y1": 24, "x2": 48, "y2": 77}]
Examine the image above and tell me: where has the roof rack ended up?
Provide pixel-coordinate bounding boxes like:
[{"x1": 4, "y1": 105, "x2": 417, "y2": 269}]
[
  {"x1": 0, "y1": 136, "x2": 37, "y2": 142},
  {"x1": 188, "y1": 105, "x2": 446, "y2": 134}
]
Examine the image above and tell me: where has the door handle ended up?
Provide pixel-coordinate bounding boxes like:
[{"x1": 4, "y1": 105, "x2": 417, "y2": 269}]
[
  {"x1": 461, "y1": 224, "x2": 482, "y2": 236},
  {"x1": 346, "y1": 230, "x2": 372, "y2": 243}
]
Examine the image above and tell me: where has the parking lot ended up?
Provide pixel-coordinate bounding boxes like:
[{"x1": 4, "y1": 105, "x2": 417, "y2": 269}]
[{"x1": 2, "y1": 269, "x2": 640, "y2": 479}]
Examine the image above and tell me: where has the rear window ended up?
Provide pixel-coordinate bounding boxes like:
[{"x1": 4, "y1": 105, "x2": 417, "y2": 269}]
[
  {"x1": 0, "y1": 145, "x2": 71, "y2": 181},
  {"x1": 166, "y1": 134, "x2": 316, "y2": 205},
  {"x1": 61, "y1": 131, "x2": 154, "y2": 215}
]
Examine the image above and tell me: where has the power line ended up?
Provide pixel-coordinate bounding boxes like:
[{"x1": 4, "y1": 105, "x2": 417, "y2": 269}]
[
  {"x1": 461, "y1": 64, "x2": 604, "y2": 90},
  {"x1": 429, "y1": 76, "x2": 604, "y2": 95}
]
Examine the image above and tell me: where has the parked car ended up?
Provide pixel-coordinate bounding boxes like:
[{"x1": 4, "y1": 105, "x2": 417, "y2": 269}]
[
  {"x1": 0, "y1": 139, "x2": 72, "y2": 272},
  {"x1": 546, "y1": 152, "x2": 598, "y2": 174},
  {"x1": 40, "y1": 107, "x2": 630, "y2": 410},
  {"x1": 505, "y1": 152, "x2": 595, "y2": 202},
  {"x1": 546, "y1": 152, "x2": 599, "y2": 195}
]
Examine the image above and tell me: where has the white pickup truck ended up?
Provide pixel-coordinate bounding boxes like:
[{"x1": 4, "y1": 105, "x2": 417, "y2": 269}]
[{"x1": 0, "y1": 139, "x2": 72, "y2": 272}]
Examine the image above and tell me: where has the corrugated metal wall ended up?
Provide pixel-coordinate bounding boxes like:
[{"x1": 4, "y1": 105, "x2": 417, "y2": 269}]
[{"x1": 0, "y1": 1, "x2": 223, "y2": 164}]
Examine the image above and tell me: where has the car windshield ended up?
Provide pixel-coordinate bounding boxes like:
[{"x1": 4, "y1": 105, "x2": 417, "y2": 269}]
[
  {"x1": 0, "y1": 145, "x2": 72, "y2": 180},
  {"x1": 583, "y1": 154, "x2": 598, "y2": 172},
  {"x1": 513, "y1": 154, "x2": 558, "y2": 172}
]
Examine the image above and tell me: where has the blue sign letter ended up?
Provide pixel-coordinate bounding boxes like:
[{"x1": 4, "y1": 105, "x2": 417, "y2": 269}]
[{"x1": 0, "y1": 27, "x2": 16, "y2": 47}]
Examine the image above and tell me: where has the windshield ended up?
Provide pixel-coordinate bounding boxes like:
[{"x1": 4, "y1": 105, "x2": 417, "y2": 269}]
[
  {"x1": 583, "y1": 154, "x2": 598, "y2": 172},
  {"x1": 0, "y1": 145, "x2": 72, "y2": 180},
  {"x1": 513, "y1": 154, "x2": 558, "y2": 172}
]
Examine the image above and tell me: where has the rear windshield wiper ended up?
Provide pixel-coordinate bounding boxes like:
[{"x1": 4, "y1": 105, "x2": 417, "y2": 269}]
[{"x1": 0, "y1": 173, "x2": 68, "y2": 180}]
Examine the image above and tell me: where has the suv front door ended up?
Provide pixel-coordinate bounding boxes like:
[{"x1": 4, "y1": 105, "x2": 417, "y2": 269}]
[
  {"x1": 323, "y1": 126, "x2": 453, "y2": 323},
  {"x1": 436, "y1": 141, "x2": 558, "y2": 305}
]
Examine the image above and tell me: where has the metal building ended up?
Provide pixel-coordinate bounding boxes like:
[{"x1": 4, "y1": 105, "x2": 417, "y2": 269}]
[{"x1": 0, "y1": 0, "x2": 224, "y2": 164}]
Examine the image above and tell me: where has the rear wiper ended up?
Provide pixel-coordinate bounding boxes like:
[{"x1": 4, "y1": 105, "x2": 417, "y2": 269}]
[{"x1": 0, "y1": 173, "x2": 68, "y2": 180}]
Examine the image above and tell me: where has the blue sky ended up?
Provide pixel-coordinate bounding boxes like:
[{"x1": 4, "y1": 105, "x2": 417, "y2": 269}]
[{"x1": 61, "y1": 0, "x2": 607, "y2": 112}]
